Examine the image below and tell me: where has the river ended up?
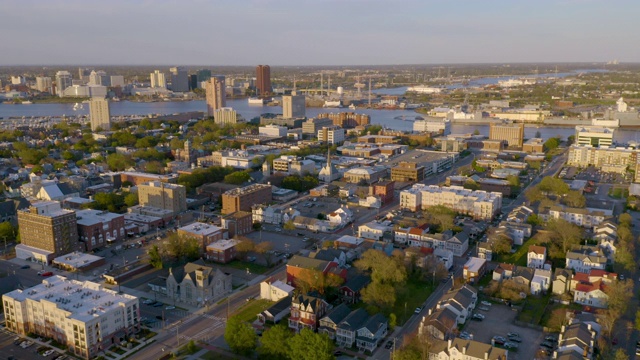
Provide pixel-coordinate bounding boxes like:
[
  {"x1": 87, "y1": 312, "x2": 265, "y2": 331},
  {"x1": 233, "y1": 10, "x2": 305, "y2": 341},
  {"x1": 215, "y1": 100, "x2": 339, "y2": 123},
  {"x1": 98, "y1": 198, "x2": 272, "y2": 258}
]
[{"x1": 1, "y1": 99, "x2": 638, "y2": 143}]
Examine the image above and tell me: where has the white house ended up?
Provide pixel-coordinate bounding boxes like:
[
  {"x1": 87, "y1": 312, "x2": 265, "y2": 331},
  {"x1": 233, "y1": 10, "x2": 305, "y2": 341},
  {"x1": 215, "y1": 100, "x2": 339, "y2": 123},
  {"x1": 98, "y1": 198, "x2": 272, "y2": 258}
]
[
  {"x1": 527, "y1": 245, "x2": 547, "y2": 269},
  {"x1": 358, "y1": 221, "x2": 391, "y2": 241},
  {"x1": 566, "y1": 246, "x2": 607, "y2": 273},
  {"x1": 358, "y1": 196, "x2": 381, "y2": 209},
  {"x1": 260, "y1": 279, "x2": 294, "y2": 301},
  {"x1": 530, "y1": 269, "x2": 552, "y2": 295},
  {"x1": 327, "y1": 207, "x2": 353, "y2": 229},
  {"x1": 573, "y1": 281, "x2": 608, "y2": 308},
  {"x1": 436, "y1": 285, "x2": 477, "y2": 324}
]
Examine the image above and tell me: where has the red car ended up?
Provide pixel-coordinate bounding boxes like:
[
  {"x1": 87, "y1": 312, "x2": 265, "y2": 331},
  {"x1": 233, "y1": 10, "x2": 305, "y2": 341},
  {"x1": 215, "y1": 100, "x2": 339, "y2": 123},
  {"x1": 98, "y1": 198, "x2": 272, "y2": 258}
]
[{"x1": 40, "y1": 271, "x2": 53, "y2": 277}]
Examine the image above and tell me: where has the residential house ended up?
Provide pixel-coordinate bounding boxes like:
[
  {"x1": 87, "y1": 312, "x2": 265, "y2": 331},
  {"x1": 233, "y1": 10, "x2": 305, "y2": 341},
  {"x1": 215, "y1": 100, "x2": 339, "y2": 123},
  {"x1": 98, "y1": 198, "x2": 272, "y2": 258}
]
[
  {"x1": 437, "y1": 285, "x2": 478, "y2": 324},
  {"x1": 545, "y1": 205, "x2": 609, "y2": 228},
  {"x1": 394, "y1": 226, "x2": 429, "y2": 245},
  {"x1": 257, "y1": 297, "x2": 292, "y2": 328},
  {"x1": 418, "y1": 306, "x2": 459, "y2": 340},
  {"x1": 339, "y1": 274, "x2": 370, "y2": 304},
  {"x1": 463, "y1": 257, "x2": 486, "y2": 283},
  {"x1": 319, "y1": 303, "x2": 352, "y2": 340},
  {"x1": 293, "y1": 216, "x2": 330, "y2": 232},
  {"x1": 336, "y1": 308, "x2": 369, "y2": 348},
  {"x1": 552, "y1": 268, "x2": 573, "y2": 295},
  {"x1": 565, "y1": 246, "x2": 607, "y2": 273},
  {"x1": 164, "y1": 260, "x2": 232, "y2": 306},
  {"x1": 593, "y1": 221, "x2": 617, "y2": 260},
  {"x1": 358, "y1": 221, "x2": 391, "y2": 241},
  {"x1": 511, "y1": 267, "x2": 534, "y2": 288},
  {"x1": 260, "y1": 279, "x2": 294, "y2": 301},
  {"x1": 445, "y1": 338, "x2": 509, "y2": 360},
  {"x1": 554, "y1": 322, "x2": 597, "y2": 359},
  {"x1": 492, "y1": 263, "x2": 516, "y2": 282},
  {"x1": 310, "y1": 248, "x2": 348, "y2": 268},
  {"x1": 506, "y1": 205, "x2": 534, "y2": 223},
  {"x1": 497, "y1": 221, "x2": 532, "y2": 246},
  {"x1": 327, "y1": 207, "x2": 353, "y2": 229},
  {"x1": 569, "y1": 269, "x2": 616, "y2": 292},
  {"x1": 527, "y1": 245, "x2": 547, "y2": 269},
  {"x1": 355, "y1": 313, "x2": 388, "y2": 352},
  {"x1": 478, "y1": 242, "x2": 493, "y2": 261},
  {"x1": 289, "y1": 295, "x2": 329, "y2": 332},
  {"x1": 530, "y1": 269, "x2": 552, "y2": 295}
]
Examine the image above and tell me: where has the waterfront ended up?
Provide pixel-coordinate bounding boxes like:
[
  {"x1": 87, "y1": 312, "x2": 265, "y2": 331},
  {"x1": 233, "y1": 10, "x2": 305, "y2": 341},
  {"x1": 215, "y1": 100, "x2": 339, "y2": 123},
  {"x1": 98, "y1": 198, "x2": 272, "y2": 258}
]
[{"x1": 1, "y1": 97, "x2": 638, "y2": 143}]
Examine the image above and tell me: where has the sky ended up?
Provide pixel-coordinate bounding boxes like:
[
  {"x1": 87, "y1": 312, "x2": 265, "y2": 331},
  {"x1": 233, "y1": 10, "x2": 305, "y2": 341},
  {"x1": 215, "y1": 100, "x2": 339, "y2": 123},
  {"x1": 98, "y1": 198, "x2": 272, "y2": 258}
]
[{"x1": 2, "y1": 0, "x2": 639, "y2": 66}]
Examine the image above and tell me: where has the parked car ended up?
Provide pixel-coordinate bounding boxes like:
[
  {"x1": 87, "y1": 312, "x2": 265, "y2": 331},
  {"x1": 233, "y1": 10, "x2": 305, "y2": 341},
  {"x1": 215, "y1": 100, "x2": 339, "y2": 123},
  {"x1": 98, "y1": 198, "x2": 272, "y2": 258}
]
[
  {"x1": 385, "y1": 340, "x2": 393, "y2": 349},
  {"x1": 540, "y1": 341, "x2": 554, "y2": 349},
  {"x1": 40, "y1": 272, "x2": 53, "y2": 277},
  {"x1": 43, "y1": 349, "x2": 56, "y2": 357},
  {"x1": 153, "y1": 302, "x2": 164, "y2": 307},
  {"x1": 471, "y1": 314, "x2": 483, "y2": 321},
  {"x1": 507, "y1": 335, "x2": 522, "y2": 343},
  {"x1": 481, "y1": 301, "x2": 492, "y2": 306},
  {"x1": 143, "y1": 299, "x2": 155, "y2": 305},
  {"x1": 478, "y1": 306, "x2": 490, "y2": 311},
  {"x1": 503, "y1": 342, "x2": 519, "y2": 349},
  {"x1": 414, "y1": 307, "x2": 422, "y2": 314},
  {"x1": 20, "y1": 265, "x2": 30, "y2": 269},
  {"x1": 492, "y1": 336, "x2": 506, "y2": 345},
  {"x1": 472, "y1": 313, "x2": 485, "y2": 319},
  {"x1": 544, "y1": 336, "x2": 557, "y2": 342},
  {"x1": 165, "y1": 306, "x2": 176, "y2": 310}
]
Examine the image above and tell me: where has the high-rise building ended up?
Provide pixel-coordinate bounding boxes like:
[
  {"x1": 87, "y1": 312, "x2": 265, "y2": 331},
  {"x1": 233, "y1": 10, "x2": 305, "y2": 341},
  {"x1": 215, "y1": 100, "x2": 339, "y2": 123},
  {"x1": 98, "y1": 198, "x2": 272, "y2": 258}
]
[
  {"x1": 302, "y1": 117, "x2": 334, "y2": 135},
  {"x1": 89, "y1": 97, "x2": 111, "y2": 131},
  {"x1": 3, "y1": 276, "x2": 139, "y2": 360},
  {"x1": 282, "y1": 93, "x2": 306, "y2": 119},
  {"x1": 55, "y1": 71, "x2": 73, "y2": 97},
  {"x1": 35, "y1": 77, "x2": 52, "y2": 93},
  {"x1": 89, "y1": 70, "x2": 109, "y2": 86},
  {"x1": 150, "y1": 70, "x2": 166, "y2": 88},
  {"x1": 205, "y1": 76, "x2": 226, "y2": 116},
  {"x1": 189, "y1": 74, "x2": 198, "y2": 90},
  {"x1": 137, "y1": 181, "x2": 187, "y2": 215},
  {"x1": 196, "y1": 69, "x2": 212, "y2": 84},
  {"x1": 16, "y1": 201, "x2": 79, "y2": 262},
  {"x1": 169, "y1": 66, "x2": 189, "y2": 92},
  {"x1": 110, "y1": 75, "x2": 125, "y2": 87},
  {"x1": 11, "y1": 76, "x2": 25, "y2": 85},
  {"x1": 78, "y1": 67, "x2": 91, "y2": 82},
  {"x1": 256, "y1": 65, "x2": 271, "y2": 97},
  {"x1": 489, "y1": 121, "x2": 525, "y2": 147}
]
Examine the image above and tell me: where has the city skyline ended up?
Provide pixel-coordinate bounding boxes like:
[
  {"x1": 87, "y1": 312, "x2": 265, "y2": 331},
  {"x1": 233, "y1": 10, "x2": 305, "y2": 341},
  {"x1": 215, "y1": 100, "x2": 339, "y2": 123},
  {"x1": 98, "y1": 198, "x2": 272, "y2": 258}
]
[{"x1": 3, "y1": 0, "x2": 639, "y2": 66}]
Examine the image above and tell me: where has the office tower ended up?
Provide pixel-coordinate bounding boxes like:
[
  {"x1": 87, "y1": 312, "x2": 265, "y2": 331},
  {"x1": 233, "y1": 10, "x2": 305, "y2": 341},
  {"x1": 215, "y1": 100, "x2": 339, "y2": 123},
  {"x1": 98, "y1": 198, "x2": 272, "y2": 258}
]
[
  {"x1": 196, "y1": 69, "x2": 212, "y2": 83},
  {"x1": 55, "y1": 71, "x2": 73, "y2": 97},
  {"x1": 137, "y1": 181, "x2": 187, "y2": 215},
  {"x1": 205, "y1": 76, "x2": 226, "y2": 116},
  {"x1": 189, "y1": 74, "x2": 198, "y2": 90},
  {"x1": 3, "y1": 276, "x2": 139, "y2": 360},
  {"x1": 489, "y1": 121, "x2": 525, "y2": 147},
  {"x1": 170, "y1": 66, "x2": 189, "y2": 92},
  {"x1": 150, "y1": 70, "x2": 166, "y2": 88},
  {"x1": 110, "y1": 75, "x2": 125, "y2": 87},
  {"x1": 574, "y1": 125, "x2": 615, "y2": 147},
  {"x1": 317, "y1": 125, "x2": 345, "y2": 145},
  {"x1": 17, "y1": 201, "x2": 79, "y2": 260},
  {"x1": 78, "y1": 67, "x2": 91, "y2": 81},
  {"x1": 35, "y1": 77, "x2": 52, "y2": 92},
  {"x1": 89, "y1": 70, "x2": 109, "y2": 86},
  {"x1": 89, "y1": 97, "x2": 111, "y2": 131},
  {"x1": 282, "y1": 93, "x2": 306, "y2": 118},
  {"x1": 256, "y1": 65, "x2": 271, "y2": 97}
]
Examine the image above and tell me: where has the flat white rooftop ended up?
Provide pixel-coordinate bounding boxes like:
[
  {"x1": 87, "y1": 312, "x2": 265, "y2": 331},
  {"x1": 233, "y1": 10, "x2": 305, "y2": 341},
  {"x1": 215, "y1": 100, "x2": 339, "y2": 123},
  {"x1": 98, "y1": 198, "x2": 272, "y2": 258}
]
[{"x1": 180, "y1": 222, "x2": 223, "y2": 236}]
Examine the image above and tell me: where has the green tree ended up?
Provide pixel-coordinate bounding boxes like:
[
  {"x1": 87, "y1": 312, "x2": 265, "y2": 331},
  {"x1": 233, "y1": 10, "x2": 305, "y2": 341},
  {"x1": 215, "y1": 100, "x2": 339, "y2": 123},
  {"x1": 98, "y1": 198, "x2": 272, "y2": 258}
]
[
  {"x1": 0, "y1": 222, "x2": 17, "y2": 242},
  {"x1": 106, "y1": 153, "x2": 135, "y2": 171},
  {"x1": 356, "y1": 249, "x2": 407, "y2": 311},
  {"x1": 283, "y1": 220, "x2": 296, "y2": 232},
  {"x1": 544, "y1": 137, "x2": 560, "y2": 151},
  {"x1": 538, "y1": 176, "x2": 569, "y2": 195},
  {"x1": 224, "y1": 171, "x2": 251, "y2": 185},
  {"x1": 562, "y1": 190, "x2": 586, "y2": 208},
  {"x1": 224, "y1": 316, "x2": 257, "y2": 355},
  {"x1": 535, "y1": 130, "x2": 542, "y2": 138},
  {"x1": 124, "y1": 193, "x2": 138, "y2": 207},
  {"x1": 526, "y1": 214, "x2": 543, "y2": 226},
  {"x1": 148, "y1": 245, "x2": 163, "y2": 269},
  {"x1": 506, "y1": 175, "x2": 520, "y2": 193},
  {"x1": 424, "y1": 205, "x2": 456, "y2": 232},
  {"x1": 185, "y1": 340, "x2": 198, "y2": 354},
  {"x1": 389, "y1": 313, "x2": 397, "y2": 330},
  {"x1": 491, "y1": 235, "x2": 512, "y2": 254},
  {"x1": 473, "y1": 129, "x2": 480, "y2": 135},
  {"x1": 287, "y1": 328, "x2": 334, "y2": 360},
  {"x1": 257, "y1": 324, "x2": 290, "y2": 360},
  {"x1": 235, "y1": 238, "x2": 255, "y2": 260},
  {"x1": 546, "y1": 218, "x2": 582, "y2": 254}
]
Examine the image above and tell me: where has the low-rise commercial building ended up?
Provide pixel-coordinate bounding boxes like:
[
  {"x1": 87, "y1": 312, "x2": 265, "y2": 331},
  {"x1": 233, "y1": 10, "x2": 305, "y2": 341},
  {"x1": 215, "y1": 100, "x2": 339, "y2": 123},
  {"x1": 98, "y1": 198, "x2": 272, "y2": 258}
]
[
  {"x1": 575, "y1": 125, "x2": 615, "y2": 147},
  {"x1": 206, "y1": 239, "x2": 239, "y2": 263},
  {"x1": 75, "y1": 209, "x2": 126, "y2": 252},
  {"x1": 343, "y1": 166, "x2": 388, "y2": 185},
  {"x1": 178, "y1": 222, "x2": 225, "y2": 252},
  {"x1": 391, "y1": 162, "x2": 425, "y2": 182}
]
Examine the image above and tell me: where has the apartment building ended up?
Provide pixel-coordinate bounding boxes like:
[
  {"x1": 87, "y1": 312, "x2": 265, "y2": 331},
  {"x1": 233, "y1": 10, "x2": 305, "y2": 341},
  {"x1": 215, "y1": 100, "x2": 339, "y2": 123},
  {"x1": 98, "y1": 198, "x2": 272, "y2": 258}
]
[
  {"x1": 302, "y1": 117, "x2": 334, "y2": 135},
  {"x1": 317, "y1": 112, "x2": 370, "y2": 128},
  {"x1": 16, "y1": 201, "x2": 79, "y2": 263},
  {"x1": 567, "y1": 145, "x2": 637, "y2": 174},
  {"x1": 272, "y1": 156, "x2": 316, "y2": 176},
  {"x1": 317, "y1": 125, "x2": 345, "y2": 145},
  {"x1": 3, "y1": 276, "x2": 139, "y2": 359},
  {"x1": 400, "y1": 184, "x2": 502, "y2": 220},
  {"x1": 75, "y1": 209, "x2": 126, "y2": 252},
  {"x1": 489, "y1": 121, "x2": 524, "y2": 147},
  {"x1": 545, "y1": 205, "x2": 609, "y2": 228},
  {"x1": 523, "y1": 138, "x2": 545, "y2": 153},
  {"x1": 137, "y1": 181, "x2": 187, "y2": 215},
  {"x1": 222, "y1": 184, "x2": 272, "y2": 215}
]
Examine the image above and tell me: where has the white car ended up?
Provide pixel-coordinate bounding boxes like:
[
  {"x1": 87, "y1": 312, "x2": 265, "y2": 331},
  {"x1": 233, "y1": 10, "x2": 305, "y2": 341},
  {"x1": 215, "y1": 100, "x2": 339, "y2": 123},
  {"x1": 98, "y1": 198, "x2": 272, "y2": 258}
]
[
  {"x1": 43, "y1": 349, "x2": 56, "y2": 357},
  {"x1": 480, "y1": 301, "x2": 492, "y2": 306},
  {"x1": 165, "y1": 306, "x2": 176, "y2": 310}
]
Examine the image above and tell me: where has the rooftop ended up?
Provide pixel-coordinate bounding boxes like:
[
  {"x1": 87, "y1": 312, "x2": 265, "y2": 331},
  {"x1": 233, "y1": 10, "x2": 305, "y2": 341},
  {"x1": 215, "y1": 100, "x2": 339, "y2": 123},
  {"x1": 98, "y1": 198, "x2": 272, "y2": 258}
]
[
  {"x1": 4, "y1": 276, "x2": 137, "y2": 323},
  {"x1": 179, "y1": 222, "x2": 224, "y2": 236},
  {"x1": 75, "y1": 209, "x2": 122, "y2": 226},
  {"x1": 206, "y1": 238, "x2": 240, "y2": 251}
]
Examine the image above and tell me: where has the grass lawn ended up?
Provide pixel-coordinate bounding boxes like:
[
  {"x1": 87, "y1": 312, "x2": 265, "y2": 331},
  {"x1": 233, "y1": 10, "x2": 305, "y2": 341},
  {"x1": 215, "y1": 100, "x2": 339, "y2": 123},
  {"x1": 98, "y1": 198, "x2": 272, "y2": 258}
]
[
  {"x1": 225, "y1": 260, "x2": 269, "y2": 274},
  {"x1": 609, "y1": 187, "x2": 629, "y2": 199},
  {"x1": 232, "y1": 298, "x2": 274, "y2": 323},
  {"x1": 517, "y1": 294, "x2": 550, "y2": 324},
  {"x1": 540, "y1": 301, "x2": 582, "y2": 332},
  {"x1": 496, "y1": 235, "x2": 545, "y2": 266},
  {"x1": 394, "y1": 278, "x2": 434, "y2": 325}
]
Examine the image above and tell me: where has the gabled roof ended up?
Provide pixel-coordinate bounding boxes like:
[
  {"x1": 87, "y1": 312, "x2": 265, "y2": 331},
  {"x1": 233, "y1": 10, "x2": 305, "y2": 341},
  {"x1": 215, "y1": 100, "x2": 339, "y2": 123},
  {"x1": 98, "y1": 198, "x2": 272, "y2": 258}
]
[
  {"x1": 528, "y1": 245, "x2": 546, "y2": 256},
  {"x1": 341, "y1": 274, "x2": 371, "y2": 292},
  {"x1": 553, "y1": 268, "x2": 572, "y2": 281},
  {"x1": 513, "y1": 267, "x2": 534, "y2": 281},
  {"x1": 575, "y1": 280, "x2": 606, "y2": 294},
  {"x1": 292, "y1": 294, "x2": 326, "y2": 313},
  {"x1": 287, "y1": 255, "x2": 331, "y2": 272},
  {"x1": 338, "y1": 308, "x2": 369, "y2": 332},
  {"x1": 424, "y1": 307, "x2": 458, "y2": 334},
  {"x1": 358, "y1": 313, "x2": 387, "y2": 336},
  {"x1": 449, "y1": 338, "x2": 508, "y2": 360},
  {"x1": 320, "y1": 303, "x2": 351, "y2": 325}
]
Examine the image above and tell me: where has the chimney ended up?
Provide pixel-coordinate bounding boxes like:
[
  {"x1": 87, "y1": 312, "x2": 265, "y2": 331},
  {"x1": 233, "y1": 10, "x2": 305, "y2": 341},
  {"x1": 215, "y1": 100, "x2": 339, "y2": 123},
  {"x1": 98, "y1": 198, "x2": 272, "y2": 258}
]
[
  {"x1": 448, "y1": 339, "x2": 452, "y2": 348},
  {"x1": 552, "y1": 351, "x2": 558, "y2": 359},
  {"x1": 484, "y1": 352, "x2": 488, "y2": 360},
  {"x1": 462, "y1": 346, "x2": 466, "y2": 354}
]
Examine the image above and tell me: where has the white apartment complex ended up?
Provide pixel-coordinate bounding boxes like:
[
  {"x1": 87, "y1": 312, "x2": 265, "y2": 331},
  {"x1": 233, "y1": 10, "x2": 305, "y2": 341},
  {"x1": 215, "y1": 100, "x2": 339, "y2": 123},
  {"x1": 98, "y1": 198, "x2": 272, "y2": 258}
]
[
  {"x1": 399, "y1": 184, "x2": 502, "y2": 220},
  {"x1": 3, "y1": 276, "x2": 139, "y2": 359},
  {"x1": 89, "y1": 97, "x2": 111, "y2": 131},
  {"x1": 567, "y1": 145, "x2": 637, "y2": 175},
  {"x1": 413, "y1": 118, "x2": 451, "y2": 135},
  {"x1": 272, "y1": 156, "x2": 316, "y2": 176}
]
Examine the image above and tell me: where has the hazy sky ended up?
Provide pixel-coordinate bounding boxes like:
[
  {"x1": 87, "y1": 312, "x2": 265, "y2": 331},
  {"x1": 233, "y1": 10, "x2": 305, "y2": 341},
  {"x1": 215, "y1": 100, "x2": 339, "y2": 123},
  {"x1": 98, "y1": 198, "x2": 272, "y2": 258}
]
[{"x1": 3, "y1": 0, "x2": 638, "y2": 66}]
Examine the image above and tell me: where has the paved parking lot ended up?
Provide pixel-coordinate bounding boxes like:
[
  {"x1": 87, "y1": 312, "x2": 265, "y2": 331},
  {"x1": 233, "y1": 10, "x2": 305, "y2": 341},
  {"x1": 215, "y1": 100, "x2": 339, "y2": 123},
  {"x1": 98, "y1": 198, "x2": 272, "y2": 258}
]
[
  {"x1": 0, "y1": 330, "x2": 64, "y2": 360},
  {"x1": 464, "y1": 303, "x2": 545, "y2": 360}
]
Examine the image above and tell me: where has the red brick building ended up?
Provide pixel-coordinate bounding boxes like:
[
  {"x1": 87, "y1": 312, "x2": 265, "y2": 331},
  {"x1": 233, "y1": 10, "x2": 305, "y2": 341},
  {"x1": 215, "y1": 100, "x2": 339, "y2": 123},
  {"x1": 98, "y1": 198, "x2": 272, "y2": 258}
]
[
  {"x1": 373, "y1": 181, "x2": 395, "y2": 204},
  {"x1": 75, "y1": 209, "x2": 126, "y2": 252},
  {"x1": 206, "y1": 239, "x2": 239, "y2": 263},
  {"x1": 178, "y1": 222, "x2": 226, "y2": 252},
  {"x1": 221, "y1": 211, "x2": 253, "y2": 237}
]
